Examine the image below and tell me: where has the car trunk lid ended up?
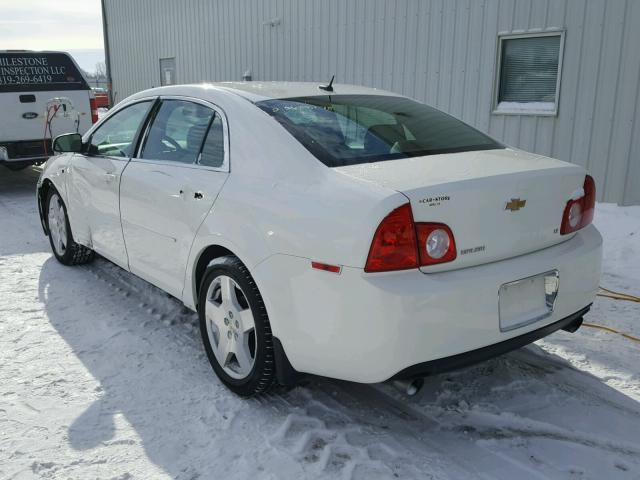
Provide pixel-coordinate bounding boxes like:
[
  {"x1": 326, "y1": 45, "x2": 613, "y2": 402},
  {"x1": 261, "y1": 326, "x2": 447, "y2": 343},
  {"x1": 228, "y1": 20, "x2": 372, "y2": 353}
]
[{"x1": 335, "y1": 148, "x2": 586, "y2": 272}]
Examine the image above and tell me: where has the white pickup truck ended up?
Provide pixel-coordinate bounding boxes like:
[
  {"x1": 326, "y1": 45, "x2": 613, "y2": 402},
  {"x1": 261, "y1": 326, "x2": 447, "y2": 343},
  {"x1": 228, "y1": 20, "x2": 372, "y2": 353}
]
[{"x1": 0, "y1": 50, "x2": 98, "y2": 170}]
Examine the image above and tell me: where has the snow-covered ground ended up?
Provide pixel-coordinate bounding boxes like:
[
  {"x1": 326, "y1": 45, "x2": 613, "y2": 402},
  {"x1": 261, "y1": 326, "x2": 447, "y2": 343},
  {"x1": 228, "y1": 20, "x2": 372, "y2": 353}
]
[{"x1": 1, "y1": 167, "x2": 639, "y2": 480}]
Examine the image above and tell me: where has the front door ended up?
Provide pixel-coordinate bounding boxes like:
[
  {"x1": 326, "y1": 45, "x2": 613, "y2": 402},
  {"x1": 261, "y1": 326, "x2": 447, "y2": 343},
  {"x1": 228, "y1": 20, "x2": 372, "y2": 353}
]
[
  {"x1": 120, "y1": 98, "x2": 229, "y2": 298},
  {"x1": 67, "y1": 100, "x2": 153, "y2": 268}
]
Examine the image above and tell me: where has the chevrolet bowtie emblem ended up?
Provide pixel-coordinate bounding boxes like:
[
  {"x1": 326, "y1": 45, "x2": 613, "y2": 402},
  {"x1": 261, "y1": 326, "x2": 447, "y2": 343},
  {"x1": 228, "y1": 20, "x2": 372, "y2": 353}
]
[{"x1": 505, "y1": 198, "x2": 526, "y2": 212}]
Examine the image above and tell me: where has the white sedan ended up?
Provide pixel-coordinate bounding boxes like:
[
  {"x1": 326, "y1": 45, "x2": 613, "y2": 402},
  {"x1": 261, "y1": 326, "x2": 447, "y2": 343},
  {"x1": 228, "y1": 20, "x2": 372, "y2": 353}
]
[{"x1": 37, "y1": 82, "x2": 602, "y2": 396}]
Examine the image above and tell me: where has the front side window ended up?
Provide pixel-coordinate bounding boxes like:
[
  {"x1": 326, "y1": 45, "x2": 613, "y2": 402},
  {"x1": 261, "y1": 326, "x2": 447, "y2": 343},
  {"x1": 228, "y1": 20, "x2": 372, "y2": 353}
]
[
  {"x1": 495, "y1": 33, "x2": 563, "y2": 115},
  {"x1": 141, "y1": 100, "x2": 214, "y2": 164},
  {"x1": 89, "y1": 101, "x2": 152, "y2": 157},
  {"x1": 257, "y1": 95, "x2": 502, "y2": 167}
]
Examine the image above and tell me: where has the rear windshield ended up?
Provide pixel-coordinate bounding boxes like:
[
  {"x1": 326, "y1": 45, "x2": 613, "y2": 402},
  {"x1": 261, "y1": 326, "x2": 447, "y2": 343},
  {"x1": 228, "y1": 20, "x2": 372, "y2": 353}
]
[
  {"x1": 257, "y1": 95, "x2": 503, "y2": 167},
  {"x1": 0, "y1": 52, "x2": 89, "y2": 93}
]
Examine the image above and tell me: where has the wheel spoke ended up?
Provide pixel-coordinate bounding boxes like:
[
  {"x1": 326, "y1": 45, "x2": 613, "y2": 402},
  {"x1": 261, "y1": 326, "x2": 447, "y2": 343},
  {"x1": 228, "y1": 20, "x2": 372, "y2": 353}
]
[
  {"x1": 235, "y1": 338, "x2": 253, "y2": 372},
  {"x1": 216, "y1": 332, "x2": 234, "y2": 367},
  {"x1": 204, "y1": 299, "x2": 224, "y2": 334},
  {"x1": 220, "y1": 276, "x2": 240, "y2": 310},
  {"x1": 238, "y1": 308, "x2": 255, "y2": 333}
]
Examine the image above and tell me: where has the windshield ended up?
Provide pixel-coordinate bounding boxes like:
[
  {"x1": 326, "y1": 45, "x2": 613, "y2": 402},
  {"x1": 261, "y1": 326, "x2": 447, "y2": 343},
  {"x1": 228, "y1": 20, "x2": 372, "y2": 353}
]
[
  {"x1": 0, "y1": 52, "x2": 89, "y2": 93},
  {"x1": 257, "y1": 95, "x2": 503, "y2": 167}
]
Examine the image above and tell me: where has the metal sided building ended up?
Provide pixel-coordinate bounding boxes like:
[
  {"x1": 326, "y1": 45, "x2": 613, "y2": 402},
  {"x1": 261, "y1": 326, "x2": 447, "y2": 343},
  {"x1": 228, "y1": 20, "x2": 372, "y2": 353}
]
[{"x1": 102, "y1": 0, "x2": 640, "y2": 205}]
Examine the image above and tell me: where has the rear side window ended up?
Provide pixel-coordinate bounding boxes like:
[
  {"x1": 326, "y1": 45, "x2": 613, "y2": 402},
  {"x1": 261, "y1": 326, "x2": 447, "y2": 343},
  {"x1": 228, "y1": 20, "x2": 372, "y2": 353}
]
[
  {"x1": 141, "y1": 100, "x2": 214, "y2": 164},
  {"x1": 0, "y1": 52, "x2": 89, "y2": 92},
  {"x1": 257, "y1": 95, "x2": 503, "y2": 167},
  {"x1": 199, "y1": 115, "x2": 225, "y2": 168}
]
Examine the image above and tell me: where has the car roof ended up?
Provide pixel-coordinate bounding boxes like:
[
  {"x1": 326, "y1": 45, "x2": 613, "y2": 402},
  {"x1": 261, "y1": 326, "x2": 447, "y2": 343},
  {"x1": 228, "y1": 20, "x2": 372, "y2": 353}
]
[
  {"x1": 213, "y1": 81, "x2": 402, "y2": 102},
  {"x1": 133, "y1": 82, "x2": 403, "y2": 103}
]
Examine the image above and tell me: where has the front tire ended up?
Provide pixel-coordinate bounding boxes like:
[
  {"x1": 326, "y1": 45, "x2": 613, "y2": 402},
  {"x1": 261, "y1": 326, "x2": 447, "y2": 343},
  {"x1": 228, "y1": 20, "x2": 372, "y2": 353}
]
[
  {"x1": 46, "y1": 188, "x2": 94, "y2": 266},
  {"x1": 198, "y1": 255, "x2": 275, "y2": 396}
]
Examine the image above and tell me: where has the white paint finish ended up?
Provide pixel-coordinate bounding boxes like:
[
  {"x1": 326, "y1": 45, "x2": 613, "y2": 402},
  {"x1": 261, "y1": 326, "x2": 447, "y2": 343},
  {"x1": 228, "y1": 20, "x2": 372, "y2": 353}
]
[
  {"x1": 39, "y1": 83, "x2": 603, "y2": 383},
  {"x1": 335, "y1": 147, "x2": 577, "y2": 190},
  {"x1": 120, "y1": 161, "x2": 228, "y2": 298},
  {"x1": 336, "y1": 147, "x2": 587, "y2": 272},
  {"x1": 253, "y1": 225, "x2": 601, "y2": 382},
  {"x1": 215, "y1": 80, "x2": 400, "y2": 103},
  {"x1": 104, "y1": 0, "x2": 640, "y2": 205},
  {"x1": 67, "y1": 154, "x2": 130, "y2": 268}
]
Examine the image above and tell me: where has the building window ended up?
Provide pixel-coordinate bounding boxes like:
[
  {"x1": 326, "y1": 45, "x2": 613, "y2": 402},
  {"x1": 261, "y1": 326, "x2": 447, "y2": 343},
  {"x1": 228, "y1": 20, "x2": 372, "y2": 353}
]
[{"x1": 494, "y1": 32, "x2": 564, "y2": 116}]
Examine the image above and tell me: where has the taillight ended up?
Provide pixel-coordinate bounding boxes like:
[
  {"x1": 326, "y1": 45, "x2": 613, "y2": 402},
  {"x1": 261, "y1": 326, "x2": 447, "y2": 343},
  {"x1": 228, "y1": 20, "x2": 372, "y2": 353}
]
[
  {"x1": 365, "y1": 203, "x2": 456, "y2": 272},
  {"x1": 89, "y1": 97, "x2": 99, "y2": 124},
  {"x1": 365, "y1": 204, "x2": 418, "y2": 272},
  {"x1": 415, "y1": 223, "x2": 457, "y2": 266},
  {"x1": 560, "y1": 175, "x2": 596, "y2": 235}
]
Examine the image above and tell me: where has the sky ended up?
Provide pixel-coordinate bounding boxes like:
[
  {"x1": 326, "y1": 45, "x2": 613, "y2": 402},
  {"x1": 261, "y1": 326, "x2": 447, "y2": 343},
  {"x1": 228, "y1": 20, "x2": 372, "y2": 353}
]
[{"x1": 0, "y1": 0, "x2": 105, "y2": 73}]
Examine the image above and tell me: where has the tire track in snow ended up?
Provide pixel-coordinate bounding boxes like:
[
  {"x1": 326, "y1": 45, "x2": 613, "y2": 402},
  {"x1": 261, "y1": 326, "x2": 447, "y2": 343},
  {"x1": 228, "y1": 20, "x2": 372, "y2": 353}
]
[
  {"x1": 83, "y1": 257, "x2": 465, "y2": 478},
  {"x1": 79, "y1": 257, "x2": 588, "y2": 479}
]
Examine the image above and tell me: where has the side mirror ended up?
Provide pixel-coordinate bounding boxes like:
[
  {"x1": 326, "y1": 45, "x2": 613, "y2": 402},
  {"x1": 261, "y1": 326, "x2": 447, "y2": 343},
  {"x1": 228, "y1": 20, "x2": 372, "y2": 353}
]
[{"x1": 53, "y1": 133, "x2": 83, "y2": 153}]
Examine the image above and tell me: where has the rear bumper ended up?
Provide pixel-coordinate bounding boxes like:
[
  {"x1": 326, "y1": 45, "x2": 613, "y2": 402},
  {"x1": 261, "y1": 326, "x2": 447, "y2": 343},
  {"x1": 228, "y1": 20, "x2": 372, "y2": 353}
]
[
  {"x1": 254, "y1": 225, "x2": 602, "y2": 383},
  {"x1": 392, "y1": 305, "x2": 589, "y2": 379},
  {"x1": 0, "y1": 139, "x2": 50, "y2": 163}
]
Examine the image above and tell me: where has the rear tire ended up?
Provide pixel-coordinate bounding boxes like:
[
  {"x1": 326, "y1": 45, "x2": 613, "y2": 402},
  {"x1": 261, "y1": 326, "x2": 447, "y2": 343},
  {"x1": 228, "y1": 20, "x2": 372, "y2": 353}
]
[
  {"x1": 198, "y1": 255, "x2": 275, "y2": 396},
  {"x1": 45, "y1": 188, "x2": 95, "y2": 266}
]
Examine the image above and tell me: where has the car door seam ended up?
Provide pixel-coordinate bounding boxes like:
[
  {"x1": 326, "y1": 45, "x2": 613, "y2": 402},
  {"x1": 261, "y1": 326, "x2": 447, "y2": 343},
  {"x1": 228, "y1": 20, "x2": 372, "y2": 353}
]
[
  {"x1": 118, "y1": 158, "x2": 133, "y2": 271},
  {"x1": 180, "y1": 173, "x2": 231, "y2": 300}
]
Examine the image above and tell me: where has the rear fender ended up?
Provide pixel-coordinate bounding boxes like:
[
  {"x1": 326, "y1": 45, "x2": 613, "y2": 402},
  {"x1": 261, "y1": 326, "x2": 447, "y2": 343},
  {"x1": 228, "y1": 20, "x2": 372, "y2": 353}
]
[{"x1": 182, "y1": 231, "x2": 272, "y2": 312}]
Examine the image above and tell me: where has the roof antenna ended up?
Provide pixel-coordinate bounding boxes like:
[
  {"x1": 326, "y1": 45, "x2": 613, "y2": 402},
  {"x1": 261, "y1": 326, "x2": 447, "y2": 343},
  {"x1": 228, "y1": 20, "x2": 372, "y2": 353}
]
[{"x1": 319, "y1": 75, "x2": 335, "y2": 92}]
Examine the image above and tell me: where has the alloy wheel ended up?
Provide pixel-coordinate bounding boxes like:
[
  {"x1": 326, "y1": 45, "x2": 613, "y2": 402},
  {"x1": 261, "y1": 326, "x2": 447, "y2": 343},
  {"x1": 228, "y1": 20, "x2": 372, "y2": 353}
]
[
  {"x1": 47, "y1": 193, "x2": 67, "y2": 257},
  {"x1": 204, "y1": 275, "x2": 257, "y2": 379}
]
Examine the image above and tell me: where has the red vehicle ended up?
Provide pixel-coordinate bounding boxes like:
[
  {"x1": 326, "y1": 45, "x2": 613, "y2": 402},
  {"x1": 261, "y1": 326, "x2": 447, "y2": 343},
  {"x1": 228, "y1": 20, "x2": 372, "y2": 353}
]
[{"x1": 92, "y1": 88, "x2": 110, "y2": 109}]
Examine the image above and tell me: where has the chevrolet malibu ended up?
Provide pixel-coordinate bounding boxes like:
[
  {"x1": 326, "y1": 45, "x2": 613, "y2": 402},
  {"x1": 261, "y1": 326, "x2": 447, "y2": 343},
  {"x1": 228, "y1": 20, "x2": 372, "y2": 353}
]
[{"x1": 37, "y1": 82, "x2": 602, "y2": 396}]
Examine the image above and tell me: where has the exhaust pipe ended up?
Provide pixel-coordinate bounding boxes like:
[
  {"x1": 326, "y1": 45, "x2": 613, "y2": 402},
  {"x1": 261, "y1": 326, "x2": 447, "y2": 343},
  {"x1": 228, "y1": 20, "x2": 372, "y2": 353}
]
[
  {"x1": 392, "y1": 377, "x2": 424, "y2": 396},
  {"x1": 561, "y1": 316, "x2": 583, "y2": 333}
]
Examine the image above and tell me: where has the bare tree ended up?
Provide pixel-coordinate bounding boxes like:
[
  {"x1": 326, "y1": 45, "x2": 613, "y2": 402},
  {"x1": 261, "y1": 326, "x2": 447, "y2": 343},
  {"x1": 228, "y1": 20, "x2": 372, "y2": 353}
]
[{"x1": 95, "y1": 62, "x2": 107, "y2": 79}]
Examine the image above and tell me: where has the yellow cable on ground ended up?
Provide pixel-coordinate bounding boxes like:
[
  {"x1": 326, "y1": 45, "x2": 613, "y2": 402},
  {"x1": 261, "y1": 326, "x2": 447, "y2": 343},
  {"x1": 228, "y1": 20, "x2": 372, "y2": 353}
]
[
  {"x1": 597, "y1": 286, "x2": 640, "y2": 303},
  {"x1": 578, "y1": 285, "x2": 640, "y2": 343},
  {"x1": 581, "y1": 323, "x2": 640, "y2": 343}
]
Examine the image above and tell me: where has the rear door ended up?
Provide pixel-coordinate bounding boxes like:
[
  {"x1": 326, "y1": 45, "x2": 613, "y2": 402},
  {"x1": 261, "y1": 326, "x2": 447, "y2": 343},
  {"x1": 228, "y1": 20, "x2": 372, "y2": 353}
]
[
  {"x1": 120, "y1": 97, "x2": 229, "y2": 298},
  {"x1": 0, "y1": 51, "x2": 94, "y2": 154},
  {"x1": 67, "y1": 100, "x2": 154, "y2": 269}
]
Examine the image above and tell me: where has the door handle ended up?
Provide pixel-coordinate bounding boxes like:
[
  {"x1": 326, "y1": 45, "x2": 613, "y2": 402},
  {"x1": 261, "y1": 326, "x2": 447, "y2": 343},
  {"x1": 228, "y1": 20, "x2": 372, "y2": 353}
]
[
  {"x1": 194, "y1": 191, "x2": 203, "y2": 199},
  {"x1": 105, "y1": 173, "x2": 117, "y2": 182}
]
